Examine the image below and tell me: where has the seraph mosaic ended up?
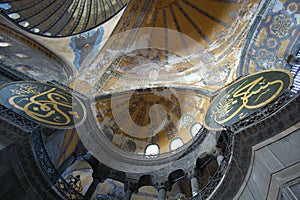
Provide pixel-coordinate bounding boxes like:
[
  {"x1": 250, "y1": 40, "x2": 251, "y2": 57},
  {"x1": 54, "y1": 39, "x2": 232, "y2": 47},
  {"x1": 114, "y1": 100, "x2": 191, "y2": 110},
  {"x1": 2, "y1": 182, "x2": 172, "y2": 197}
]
[{"x1": 70, "y1": 27, "x2": 104, "y2": 71}]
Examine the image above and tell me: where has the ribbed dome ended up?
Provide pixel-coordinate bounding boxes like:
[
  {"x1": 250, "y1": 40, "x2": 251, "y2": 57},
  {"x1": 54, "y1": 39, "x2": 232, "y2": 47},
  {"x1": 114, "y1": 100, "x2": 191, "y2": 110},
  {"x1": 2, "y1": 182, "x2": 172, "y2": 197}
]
[{"x1": 0, "y1": 0, "x2": 128, "y2": 37}]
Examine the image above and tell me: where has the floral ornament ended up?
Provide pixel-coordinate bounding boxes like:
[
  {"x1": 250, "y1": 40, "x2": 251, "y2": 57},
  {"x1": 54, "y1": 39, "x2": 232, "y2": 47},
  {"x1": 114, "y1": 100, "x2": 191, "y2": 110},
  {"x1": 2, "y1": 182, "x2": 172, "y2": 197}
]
[
  {"x1": 255, "y1": 49, "x2": 276, "y2": 69},
  {"x1": 270, "y1": 14, "x2": 293, "y2": 38},
  {"x1": 287, "y1": 2, "x2": 298, "y2": 14}
]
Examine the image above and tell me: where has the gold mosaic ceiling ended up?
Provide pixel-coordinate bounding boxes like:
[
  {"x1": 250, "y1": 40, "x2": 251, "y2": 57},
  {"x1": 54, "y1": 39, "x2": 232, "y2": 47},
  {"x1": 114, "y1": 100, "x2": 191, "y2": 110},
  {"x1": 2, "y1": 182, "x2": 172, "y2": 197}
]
[
  {"x1": 94, "y1": 87, "x2": 209, "y2": 155},
  {"x1": 76, "y1": 0, "x2": 261, "y2": 95},
  {"x1": 68, "y1": 0, "x2": 265, "y2": 157}
]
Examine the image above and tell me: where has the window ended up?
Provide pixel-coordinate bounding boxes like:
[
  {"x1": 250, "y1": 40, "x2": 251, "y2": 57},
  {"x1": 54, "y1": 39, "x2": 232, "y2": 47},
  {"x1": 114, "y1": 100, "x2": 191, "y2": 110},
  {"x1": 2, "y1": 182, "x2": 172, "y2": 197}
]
[
  {"x1": 190, "y1": 122, "x2": 203, "y2": 137},
  {"x1": 145, "y1": 144, "x2": 160, "y2": 156},
  {"x1": 8, "y1": 13, "x2": 20, "y2": 20},
  {"x1": 170, "y1": 138, "x2": 184, "y2": 151},
  {"x1": 0, "y1": 42, "x2": 11, "y2": 47},
  {"x1": 19, "y1": 21, "x2": 30, "y2": 28}
]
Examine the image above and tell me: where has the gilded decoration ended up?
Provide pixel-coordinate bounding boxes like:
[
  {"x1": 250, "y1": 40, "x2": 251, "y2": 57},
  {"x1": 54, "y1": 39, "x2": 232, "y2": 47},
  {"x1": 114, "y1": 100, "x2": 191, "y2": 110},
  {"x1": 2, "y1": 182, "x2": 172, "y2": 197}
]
[
  {"x1": 73, "y1": 0, "x2": 263, "y2": 96},
  {"x1": 239, "y1": 0, "x2": 300, "y2": 75},
  {"x1": 270, "y1": 14, "x2": 293, "y2": 38},
  {"x1": 0, "y1": 82, "x2": 87, "y2": 129},
  {"x1": 0, "y1": 0, "x2": 300, "y2": 199},
  {"x1": 205, "y1": 70, "x2": 293, "y2": 130},
  {"x1": 93, "y1": 87, "x2": 209, "y2": 154}
]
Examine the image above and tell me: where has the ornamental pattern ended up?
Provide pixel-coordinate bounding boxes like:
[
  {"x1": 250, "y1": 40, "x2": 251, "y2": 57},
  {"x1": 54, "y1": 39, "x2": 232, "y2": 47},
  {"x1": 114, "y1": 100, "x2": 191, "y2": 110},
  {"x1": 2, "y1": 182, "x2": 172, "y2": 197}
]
[
  {"x1": 239, "y1": 0, "x2": 300, "y2": 75},
  {"x1": 270, "y1": 14, "x2": 293, "y2": 38}
]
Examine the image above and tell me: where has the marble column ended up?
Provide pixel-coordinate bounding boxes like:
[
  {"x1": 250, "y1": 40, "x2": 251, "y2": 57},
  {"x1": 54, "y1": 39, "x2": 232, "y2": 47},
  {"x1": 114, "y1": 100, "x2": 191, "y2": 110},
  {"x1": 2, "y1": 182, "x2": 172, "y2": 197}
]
[
  {"x1": 191, "y1": 176, "x2": 199, "y2": 197},
  {"x1": 124, "y1": 189, "x2": 133, "y2": 200},
  {"x1": 158, "y1": 187, "x2": 166, "y2": 200}
]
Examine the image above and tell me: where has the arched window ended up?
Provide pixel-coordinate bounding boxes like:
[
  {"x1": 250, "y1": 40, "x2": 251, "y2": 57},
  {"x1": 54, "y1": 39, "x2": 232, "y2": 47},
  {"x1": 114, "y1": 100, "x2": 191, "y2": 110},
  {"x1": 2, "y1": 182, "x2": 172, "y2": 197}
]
[
  {"x1": 145, "y1": 144, "x2": 160, "y2": 156},
  {"x1": 19, "y1": 21, "x2": 30, "y2": 27},
  {"x1": 190, "y1": 122, "x2": 203, "y2": 137},
  {"x1": 0, "y1": 42, "x2": 11, "y2": 47},
  {"x1": 170, "y1": 138, "x2": 184, "y2": 151},
  {"x1": 8, "y1": 13, "x2": 20, "y2": 20}
]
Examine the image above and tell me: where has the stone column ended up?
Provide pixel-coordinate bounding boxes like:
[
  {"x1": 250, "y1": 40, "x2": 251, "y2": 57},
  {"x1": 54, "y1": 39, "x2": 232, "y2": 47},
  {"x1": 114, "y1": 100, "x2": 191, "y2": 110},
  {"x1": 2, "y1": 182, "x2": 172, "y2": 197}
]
[
  {"x1": 124, "y1": 189, "x2": 133, "y2": 200},
  {"x1": 158, "y1": 187, "x2": 166, "y2": 200},
  {"x1": 191, "y1": 176, "x2": 199, "y2": 197},
  {"x1": 85, "y1": 164, "x2": 110, "y2": 198}
]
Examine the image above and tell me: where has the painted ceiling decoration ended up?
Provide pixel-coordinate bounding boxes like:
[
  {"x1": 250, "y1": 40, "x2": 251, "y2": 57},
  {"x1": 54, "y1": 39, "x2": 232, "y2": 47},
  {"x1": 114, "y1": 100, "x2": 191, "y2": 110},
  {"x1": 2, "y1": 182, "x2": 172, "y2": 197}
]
[
  {"x1": 239, "y1": 0, "x2": 300, "y2": 76},
  {"x1": 70, "y1": 27, "x2": 105, "y2": 71},
  {"x1": 92, "y1": 87, "x2": 208, "y2": 155},
  {"x1": 0, "y1": 0, "x2": 128, "y2": 37},
  {"x1": 72, "y1": 0, "x2": 266, "y2": 96}
]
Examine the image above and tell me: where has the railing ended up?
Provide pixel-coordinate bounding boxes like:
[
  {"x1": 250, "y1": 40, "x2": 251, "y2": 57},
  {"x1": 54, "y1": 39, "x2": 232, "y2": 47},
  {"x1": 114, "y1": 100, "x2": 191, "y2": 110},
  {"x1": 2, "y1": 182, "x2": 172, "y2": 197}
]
[
  {"x1": 0, "y1": 101, "x2": 87, "y2": 199},
  {"x1": 31, "y1": 127, "x2": 88, "y2": 200},
  {"x1": 196, "y1": 130, "x2": 234, "y2": 200},
  {"x1": 0, "y1": 104, "x2": 38, "y2": 133}
]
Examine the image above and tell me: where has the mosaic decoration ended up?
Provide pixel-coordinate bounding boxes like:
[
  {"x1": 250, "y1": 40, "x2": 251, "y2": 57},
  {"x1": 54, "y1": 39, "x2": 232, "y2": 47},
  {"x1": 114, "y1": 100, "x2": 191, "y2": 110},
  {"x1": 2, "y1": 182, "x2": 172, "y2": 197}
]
[
  {"x1": 70, "y1": 27, "x2": 104, "y2": 71},
  {"x1": 0, "y1": 3, "x2": 11, "y2": 10},
  {"x1": 0, "y1": 82, "x2": 87, "y2": 129},
  {"x1": 205, "y1": 70, "x2": 293, "y2": 130},
  {"x1": 239, "y1": 0, "x2": 300, "y2": 75},
  {"x1": 78, "y1": 0, "x2": 265, "y2": 96},
  {"x1": 93, "y1": 87, "x2": 209, "y2": 154}
]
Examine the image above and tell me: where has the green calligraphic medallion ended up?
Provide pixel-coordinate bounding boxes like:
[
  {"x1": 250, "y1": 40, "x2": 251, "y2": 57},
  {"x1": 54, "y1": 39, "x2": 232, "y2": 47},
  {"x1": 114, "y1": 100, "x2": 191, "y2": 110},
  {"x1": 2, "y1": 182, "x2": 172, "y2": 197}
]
[
  {"x1": 0, "y1": 81, "x2": 87, "y2": 129},
  {"x1": 205, "y1": 70, "x2": 293, "y2": 130}
]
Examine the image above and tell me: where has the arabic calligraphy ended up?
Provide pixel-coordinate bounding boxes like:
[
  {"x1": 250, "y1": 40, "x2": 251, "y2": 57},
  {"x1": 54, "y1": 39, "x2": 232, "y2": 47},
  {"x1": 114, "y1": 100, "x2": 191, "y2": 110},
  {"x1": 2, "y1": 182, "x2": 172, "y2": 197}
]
[
  {"x1": 0, "y1": 82, "x2": 86, "y2": 128},
  {"x1": 205, "y1": 70, "x2": 292, "y2": 130}
]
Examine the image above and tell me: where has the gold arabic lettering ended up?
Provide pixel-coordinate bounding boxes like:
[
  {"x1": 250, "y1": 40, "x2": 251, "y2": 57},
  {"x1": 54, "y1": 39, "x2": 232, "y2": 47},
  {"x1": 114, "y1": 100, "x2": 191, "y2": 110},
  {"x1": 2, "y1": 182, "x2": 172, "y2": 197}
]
[
  {"x1": 8, "y1": 85, "x2": 76, "y2": 126},
  {"x1": 213, "y1": 76, "x2": 283, "y2": 124}
]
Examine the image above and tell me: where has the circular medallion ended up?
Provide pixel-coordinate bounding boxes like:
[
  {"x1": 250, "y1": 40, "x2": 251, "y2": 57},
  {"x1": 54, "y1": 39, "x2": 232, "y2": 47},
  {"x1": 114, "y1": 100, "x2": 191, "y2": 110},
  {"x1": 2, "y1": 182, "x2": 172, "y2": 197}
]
[
  {"x1": 205, "y1": 70, "x2": 293, "y2": 130},
  {"x1": 0, "y1": 81, "x2": 87, "y2": 129}
]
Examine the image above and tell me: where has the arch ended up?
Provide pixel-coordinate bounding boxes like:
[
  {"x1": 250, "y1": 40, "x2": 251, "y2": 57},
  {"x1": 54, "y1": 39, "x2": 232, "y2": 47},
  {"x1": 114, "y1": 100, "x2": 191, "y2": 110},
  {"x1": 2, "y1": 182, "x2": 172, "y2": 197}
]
[
  {"x1": 138, "y1": 175, "x2": 154, "y2": 187},
  {"x1": 132, "y1": 185, "x2": 158, "y2": 200},
  {"x1": 168, "y1": 169, "x2": 186, "y2": 184}
]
